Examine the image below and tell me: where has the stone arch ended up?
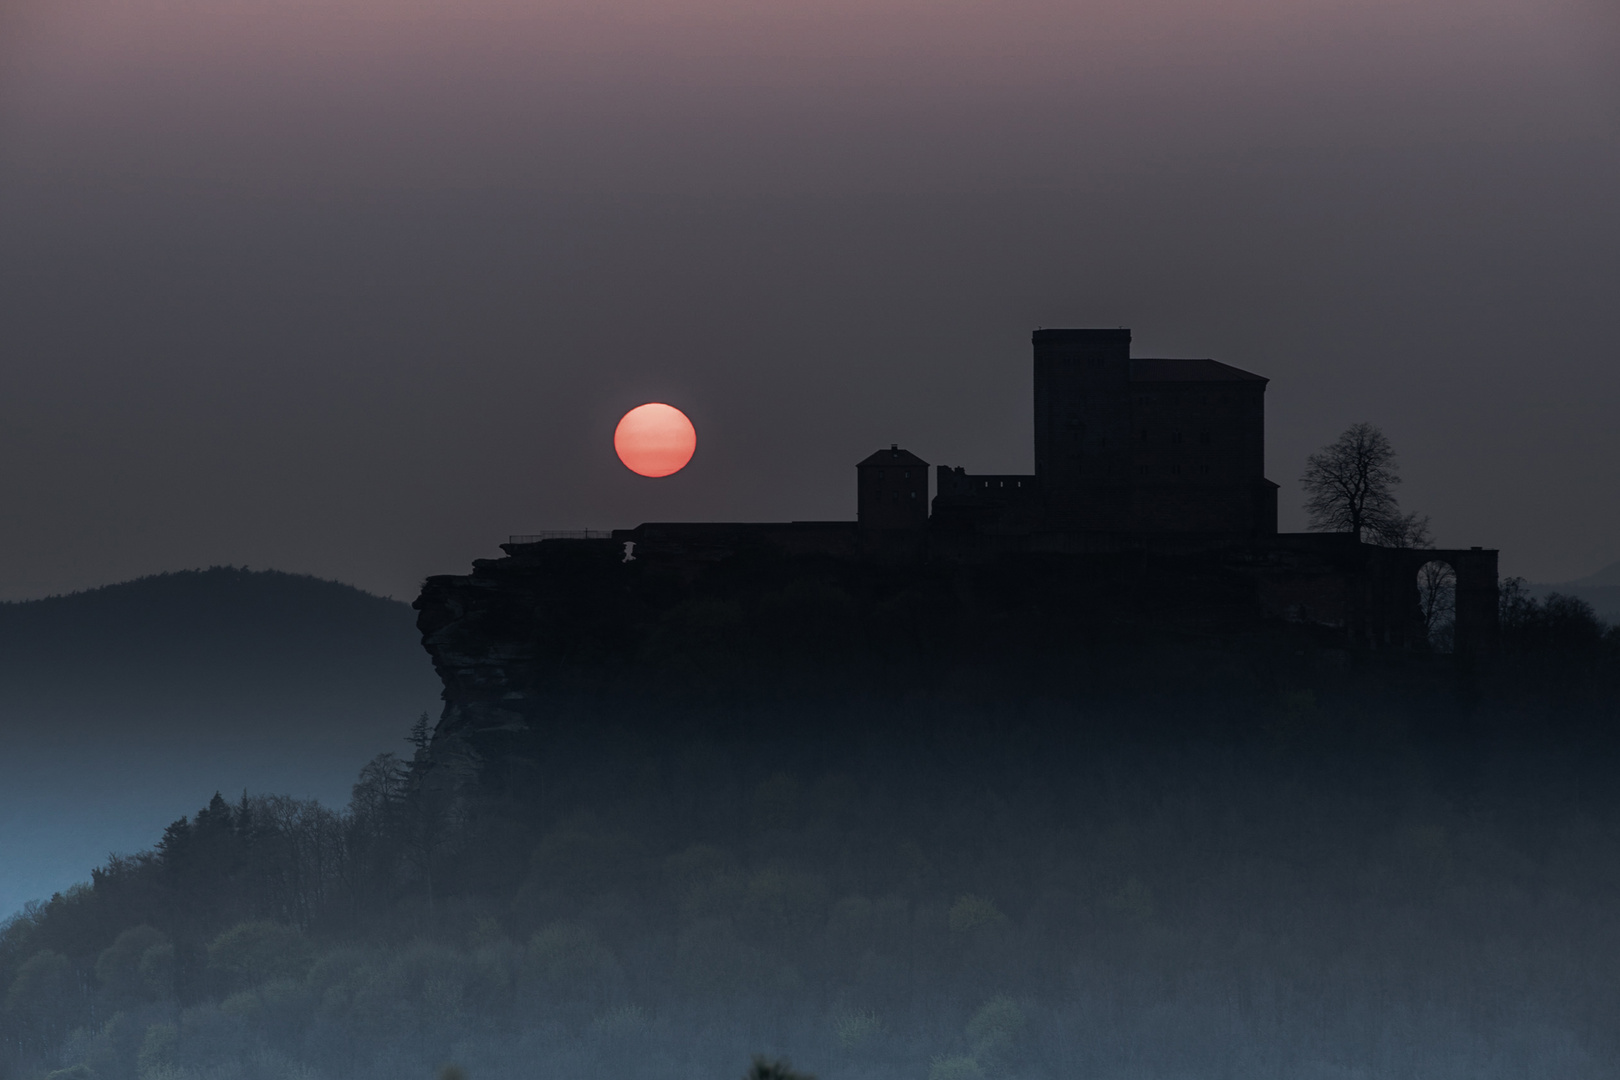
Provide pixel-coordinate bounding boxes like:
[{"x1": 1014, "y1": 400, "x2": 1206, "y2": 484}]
[{"x1": 1389, "y1": 546, "x2": 1499, "y2": 656}]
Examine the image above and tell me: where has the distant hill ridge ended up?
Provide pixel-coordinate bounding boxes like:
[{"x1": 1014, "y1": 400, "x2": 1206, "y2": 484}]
[
  {"x1": 1559, "y1": 560, "x2": 1620, "y2": 589},
  {"x1": 0, "y1": 566, "x2": 430, "y2": 708},
  {"x1": 1529, "y1": 560, "x2": 1620, "y2": 624}
]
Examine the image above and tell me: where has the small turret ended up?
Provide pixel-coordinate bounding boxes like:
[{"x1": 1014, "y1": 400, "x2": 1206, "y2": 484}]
[{"x1": 856, "y1": 445, "x2": 930, "y2": 529}]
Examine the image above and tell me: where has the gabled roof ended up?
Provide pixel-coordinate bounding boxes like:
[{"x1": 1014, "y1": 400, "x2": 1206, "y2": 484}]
[
  {"x1": 857, "y1": 445, "x2": 930, "y2": 468},
  {"x1": 1130, "y1": 358, "x2": 1267, "y2": 383}
]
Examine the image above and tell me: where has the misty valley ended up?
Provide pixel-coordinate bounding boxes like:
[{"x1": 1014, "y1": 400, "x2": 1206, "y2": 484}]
[{"x1": 3, "y1": 565, "x2": 1619, "y2": 1080}]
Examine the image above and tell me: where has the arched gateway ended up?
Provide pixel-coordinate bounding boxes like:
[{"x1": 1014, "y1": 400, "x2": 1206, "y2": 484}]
[
  {"x1": 1397, "y1": 547, "x2": 1500, "y2": 655},
  {"x1": 1252, "y1": 536, "x2": 1499, "y2": 657}
]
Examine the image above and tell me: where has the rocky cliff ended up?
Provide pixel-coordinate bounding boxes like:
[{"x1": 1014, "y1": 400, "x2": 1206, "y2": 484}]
[{"x1": 409, "y1": 534, "x2": 1320, "y2": 786}]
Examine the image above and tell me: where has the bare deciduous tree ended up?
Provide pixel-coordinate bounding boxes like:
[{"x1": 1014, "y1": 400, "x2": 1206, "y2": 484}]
[
  {"x1": 1301, "y1": 422, "x2": 1405, "y2": 542},
  {"x1": 1376, "y1": 511, "x2": 1432, "y2": 549},
  {"x1": 1417, "y1": 559, "x2": 1457, "y2": 650}
]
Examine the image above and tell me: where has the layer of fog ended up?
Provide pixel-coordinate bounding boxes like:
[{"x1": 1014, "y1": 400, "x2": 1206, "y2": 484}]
[{"x1": 0, "y1": 705, "x2": 431, "y2": 920}]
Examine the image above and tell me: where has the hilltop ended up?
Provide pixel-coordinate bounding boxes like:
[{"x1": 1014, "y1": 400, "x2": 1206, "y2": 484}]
[
  {"x1": 1528, "y1": 560, "x2": 1620, "y2": 624},
  {"x1": 0, "y1": 567, "x2": 439, "y2": 920},
  {"x1": 0, "y1": 567, "x2": 431, "y2": 712}
]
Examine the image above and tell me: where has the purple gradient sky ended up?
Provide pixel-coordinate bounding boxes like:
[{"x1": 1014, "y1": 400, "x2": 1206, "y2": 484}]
[{"x1": 1, "y1": 0, "x2": 1617, "y2": 598}]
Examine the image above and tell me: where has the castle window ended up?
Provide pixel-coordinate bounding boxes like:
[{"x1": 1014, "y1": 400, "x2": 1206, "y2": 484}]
[{"x1": 1141, "y1": 430, "x2": 1149, "y2": 444}]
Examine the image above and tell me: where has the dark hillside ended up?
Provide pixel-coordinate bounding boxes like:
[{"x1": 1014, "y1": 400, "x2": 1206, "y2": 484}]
[
  {"x1": 6, "y1": 682, "x2": 1620, "y2": 1080},
  {"x1": 0, "y1": 567, "x2": 430, "y2": 712},
  {"x1": 0, "y1": 568, "x2": 440, "y2": 921},
  {"x1": 3, "y1": 568, "x2": 1618, "y2": 1080}
]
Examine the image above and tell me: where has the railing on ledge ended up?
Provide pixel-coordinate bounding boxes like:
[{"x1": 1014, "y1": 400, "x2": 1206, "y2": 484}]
[{"x1": 508, "y1": 530, "x2": 615, "y2": 544}]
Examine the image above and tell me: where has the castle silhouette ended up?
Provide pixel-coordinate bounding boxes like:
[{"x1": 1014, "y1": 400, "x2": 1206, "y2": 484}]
[
  {"x1": 860, "y1": 328, "x2": 1276, "y2": 538},
  {"x1": 596, "y1": 329, "x2": 1495, "y2": 651},
  {"x1": 424, "y1": 329, "x2": 1498, "y2": 695}
]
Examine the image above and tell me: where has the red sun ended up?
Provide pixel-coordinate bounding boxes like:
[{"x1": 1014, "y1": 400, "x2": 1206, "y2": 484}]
[{"x1": 614, "y1": 403, "x2": 697, "y2": 477}]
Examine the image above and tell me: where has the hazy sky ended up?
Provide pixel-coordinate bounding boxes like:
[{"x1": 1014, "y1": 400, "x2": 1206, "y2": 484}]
[{"x1": 2, "y1": 0, "x2": 1617, "y2": 599}]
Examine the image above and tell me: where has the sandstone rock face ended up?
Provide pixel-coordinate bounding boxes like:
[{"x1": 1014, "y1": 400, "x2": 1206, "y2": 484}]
[
  {"x1": 413, "y1": 531, "x2": 1500, "y2": 789},
  {"x1": 413, "y1": 539, "x2": 630, "y2": 784}
]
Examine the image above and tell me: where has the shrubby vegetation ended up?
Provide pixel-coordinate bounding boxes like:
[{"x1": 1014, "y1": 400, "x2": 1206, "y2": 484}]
[
  {"x1": 4, "y1": 607, "x2": 1620, "y2": 1080},
  {"x1": 1499, "y1": 578, "x2": 1617, "y2": 659}
]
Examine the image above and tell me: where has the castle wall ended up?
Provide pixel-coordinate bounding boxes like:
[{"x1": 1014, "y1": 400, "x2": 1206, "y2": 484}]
[
  {"x1": 1128, "y1": 383, "x2": 1266, "y2": 488},
  {"x1": 1130, "y1": 483, "x2": 1278, "y2": 535},
  {"x1": 1250, "y1": 535, "x2": 1500, "y2": 653}
]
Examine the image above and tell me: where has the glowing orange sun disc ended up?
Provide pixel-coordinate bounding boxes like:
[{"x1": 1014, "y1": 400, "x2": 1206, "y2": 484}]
[{"x1": 614, "y1": 403, "x2": 696, "y2": 477}]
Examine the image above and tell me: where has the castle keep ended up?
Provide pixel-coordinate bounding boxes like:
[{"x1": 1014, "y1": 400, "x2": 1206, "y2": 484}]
[{"x1": 924, "y1": 328, "x2": 1277, "y2": 539}]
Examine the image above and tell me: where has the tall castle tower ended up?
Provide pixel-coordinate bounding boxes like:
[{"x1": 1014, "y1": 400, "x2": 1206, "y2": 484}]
[
  {"x1": 1033, "y1": 328, "x2": 1136, "y2": 530},
  {"x1": 1029, "y1": 327, "x2": 1277, "y2": 536}
]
